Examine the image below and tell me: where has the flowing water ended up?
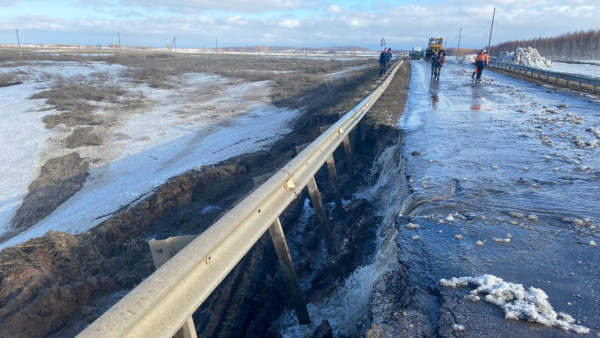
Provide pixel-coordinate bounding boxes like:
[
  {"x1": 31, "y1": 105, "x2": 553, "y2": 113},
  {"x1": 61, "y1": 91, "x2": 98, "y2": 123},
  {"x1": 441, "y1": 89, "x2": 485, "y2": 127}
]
[{"x1": 277, "y1": 145, "x2": 411, "y2": 337}]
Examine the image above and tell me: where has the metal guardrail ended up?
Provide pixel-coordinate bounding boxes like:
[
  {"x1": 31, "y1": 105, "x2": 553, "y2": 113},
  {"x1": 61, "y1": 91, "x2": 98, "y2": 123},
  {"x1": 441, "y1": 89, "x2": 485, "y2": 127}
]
[
  {"x1": 78, "y1": 61, "x2": 403, "y2": 338},
  {"x1": 488, "y1": 60, "x2": 600, "y2": 94}
]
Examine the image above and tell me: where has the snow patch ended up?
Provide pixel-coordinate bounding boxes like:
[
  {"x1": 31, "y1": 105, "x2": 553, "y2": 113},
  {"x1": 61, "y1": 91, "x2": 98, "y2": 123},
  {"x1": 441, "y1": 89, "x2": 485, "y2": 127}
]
[{"x1": 440, "y1": 274, "x2": 589, "y2": 335}]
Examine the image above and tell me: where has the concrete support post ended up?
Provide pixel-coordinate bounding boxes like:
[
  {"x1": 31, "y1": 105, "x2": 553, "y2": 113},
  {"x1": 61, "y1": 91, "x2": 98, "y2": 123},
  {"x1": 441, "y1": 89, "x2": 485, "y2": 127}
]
[
  {"x1": 307, "y1": 177, "x2": 336, "y2": 255},
  {"x1": 268, "y1": 217, "x2": 311, "y2": 325}
]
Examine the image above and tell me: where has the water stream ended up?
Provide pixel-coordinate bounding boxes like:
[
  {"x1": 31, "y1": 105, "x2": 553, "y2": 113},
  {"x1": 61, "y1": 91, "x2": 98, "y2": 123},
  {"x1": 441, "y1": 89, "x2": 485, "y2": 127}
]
[{"x1": 277, "y1": 144, "x2": 411, "y2": 337}]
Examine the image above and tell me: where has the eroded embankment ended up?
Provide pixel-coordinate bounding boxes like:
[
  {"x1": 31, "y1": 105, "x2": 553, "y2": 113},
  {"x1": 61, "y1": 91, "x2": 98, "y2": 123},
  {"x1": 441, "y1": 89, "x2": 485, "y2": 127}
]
[{"x1": 0, "y1": 60, "x2": 411, "y2": 338}]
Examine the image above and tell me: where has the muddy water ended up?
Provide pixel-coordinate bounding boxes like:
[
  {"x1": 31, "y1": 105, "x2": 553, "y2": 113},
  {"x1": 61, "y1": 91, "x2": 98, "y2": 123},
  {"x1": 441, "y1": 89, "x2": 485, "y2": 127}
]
[{"x1": 395, "y1": 60, "x2": 600, "y2": 336}]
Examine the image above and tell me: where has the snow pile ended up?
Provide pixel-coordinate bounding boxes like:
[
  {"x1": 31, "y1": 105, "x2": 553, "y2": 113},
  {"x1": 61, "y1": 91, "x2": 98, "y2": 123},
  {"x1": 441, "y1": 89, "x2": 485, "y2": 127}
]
[
  {"x1": 440, "y1": 274, "x2": 589, "y2": 335},
  {"x1": 496, "y1": 47, "x2": 552, "y2": 69},
  {"x1": 457, "y1": 54, "x2": 476, "y2": 65}
]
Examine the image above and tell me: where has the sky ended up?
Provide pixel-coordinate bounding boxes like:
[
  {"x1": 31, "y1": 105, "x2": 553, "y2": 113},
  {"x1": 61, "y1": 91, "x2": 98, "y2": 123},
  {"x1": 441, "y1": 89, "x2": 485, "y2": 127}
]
[{"x1": 0, "y1": 0, "x2": 599, "y2": 50}]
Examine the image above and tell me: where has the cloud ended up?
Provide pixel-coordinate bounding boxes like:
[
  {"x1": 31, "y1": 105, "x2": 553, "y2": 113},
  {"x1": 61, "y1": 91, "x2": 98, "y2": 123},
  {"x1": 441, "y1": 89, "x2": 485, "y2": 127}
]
[
  {"x1": 279, "y1": 18, "x2": 300, "y2": 28},
  {"x1": 1, "y1": 0, "x2": 599, "y2": 49},
  {"x1": 119, "y1": 0, "x2": 312, "y2": 13},
  {"x1": 327, "y1": 5, "x2": 343, "y2": 14}
]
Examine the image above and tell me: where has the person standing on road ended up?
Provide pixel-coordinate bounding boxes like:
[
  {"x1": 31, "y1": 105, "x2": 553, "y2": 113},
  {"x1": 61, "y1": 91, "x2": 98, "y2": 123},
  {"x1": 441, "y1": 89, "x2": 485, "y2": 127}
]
[
  {"x1": 386, "y1": 48, "x2": 393, "y2": 71},
  {"x1": 431, "y1": 52, "x2": 438, "y2": 78},
  {"x1": 434, "y1": 52, "x2": 446, "y2": 80},
  {"x1": 379, "y1": 48, "x2": 389, "y2": 77},
  {"x1": 474, "y1": 49, "x2": 489, "y2": 82}
]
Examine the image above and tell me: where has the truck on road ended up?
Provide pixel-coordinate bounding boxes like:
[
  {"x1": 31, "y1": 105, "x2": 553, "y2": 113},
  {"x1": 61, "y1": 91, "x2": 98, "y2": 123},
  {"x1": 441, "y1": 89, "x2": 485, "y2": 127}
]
[
  {"x1": 409, "y1": 47, "x2": 423, "y2": 60},
  {"x1": 425, "y1": 37, "x2": 445, "y2": 61}
]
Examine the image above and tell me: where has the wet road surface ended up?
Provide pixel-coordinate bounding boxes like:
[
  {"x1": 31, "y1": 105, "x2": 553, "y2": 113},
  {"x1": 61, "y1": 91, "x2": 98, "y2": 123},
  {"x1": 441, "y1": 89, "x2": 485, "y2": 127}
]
[{"x1": 395, "y1": 60, "x2": 600, "y2": 336}]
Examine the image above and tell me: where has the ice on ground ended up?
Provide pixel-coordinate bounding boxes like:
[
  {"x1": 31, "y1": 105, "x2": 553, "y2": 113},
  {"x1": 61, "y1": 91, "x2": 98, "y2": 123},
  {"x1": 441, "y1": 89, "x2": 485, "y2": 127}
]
[
  {"x1": 453, "y1": 324, "x2": 466, "y2": 331},
  {"x1": 405, "y1": 222, "x2": 420, "y2": 229},
  {"x1": 496, "y1": 47, "x2": 552, "y2": 69},
  {"x1": 439, "y1": 274, "x2": 589, "y2": 335}
]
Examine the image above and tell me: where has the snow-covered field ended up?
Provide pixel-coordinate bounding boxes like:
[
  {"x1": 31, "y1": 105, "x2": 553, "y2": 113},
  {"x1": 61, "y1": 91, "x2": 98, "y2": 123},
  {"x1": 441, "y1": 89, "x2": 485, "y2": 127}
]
[
  {"x1": 0, "y1": 59, "x2": 300, "y2": 250},
  {"x1": 550, "y1": 61, "x2": 600, "y2": 78}
]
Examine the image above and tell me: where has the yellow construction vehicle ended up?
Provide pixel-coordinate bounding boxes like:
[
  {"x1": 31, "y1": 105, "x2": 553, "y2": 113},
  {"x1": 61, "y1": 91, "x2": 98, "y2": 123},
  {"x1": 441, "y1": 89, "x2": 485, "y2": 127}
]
[{"x1": 425, "y1": 37, "x2": 445, "y2": 61}]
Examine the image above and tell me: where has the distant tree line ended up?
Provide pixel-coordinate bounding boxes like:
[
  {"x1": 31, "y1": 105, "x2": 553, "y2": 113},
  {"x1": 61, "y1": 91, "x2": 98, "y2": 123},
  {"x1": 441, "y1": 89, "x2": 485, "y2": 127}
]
[
  {"x1": 445, "y1": 48, "x2": 480, "y2": 57},
  {"x1": 491, "y1": 29, "x2": 600, "y2": 60}
]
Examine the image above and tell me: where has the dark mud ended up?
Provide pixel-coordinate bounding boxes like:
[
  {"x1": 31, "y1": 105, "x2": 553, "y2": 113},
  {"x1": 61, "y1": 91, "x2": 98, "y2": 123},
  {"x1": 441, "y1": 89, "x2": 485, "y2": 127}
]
[
  {"x1": 0, "y1": 59, "x2": 411, "y2": 337},
  {"x1": 8, "y1": 153, "x2": 89, "y2": 233}
]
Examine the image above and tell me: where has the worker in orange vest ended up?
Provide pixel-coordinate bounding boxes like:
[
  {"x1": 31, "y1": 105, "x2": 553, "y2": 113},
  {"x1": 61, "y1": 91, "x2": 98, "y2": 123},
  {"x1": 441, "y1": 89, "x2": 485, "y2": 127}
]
[{"x1": 473, "y1": 49, "x2": 489, "y2": 82}]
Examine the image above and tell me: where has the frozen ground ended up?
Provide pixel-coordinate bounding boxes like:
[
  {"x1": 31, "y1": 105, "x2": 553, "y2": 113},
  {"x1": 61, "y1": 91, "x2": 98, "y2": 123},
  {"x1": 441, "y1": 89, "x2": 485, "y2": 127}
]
[{"x1": 0, "y1": 59, "x2": 299, "y2": 250}]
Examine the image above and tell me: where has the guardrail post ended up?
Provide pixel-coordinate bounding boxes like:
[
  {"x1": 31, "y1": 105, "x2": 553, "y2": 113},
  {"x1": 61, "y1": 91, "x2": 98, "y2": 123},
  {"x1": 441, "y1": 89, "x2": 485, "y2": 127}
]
[
  {"x1": 307, "y1": 177, "x2": 336, "y2": 255},
  {"x1": 320, "y1": 124, "x2": 345, "y2": 215},
  {"x1": 268, "y1": 217, "x2": 311, "y2": 325},
  {"x1": 148, "y1": 236, "x2": 199, "y2": 338},
  {"x1": 326, "y1": 155, "x2": 344, "y2": 215},
  {"x1": 343, "y1": 135, "x2": 354, "y2": 180}
]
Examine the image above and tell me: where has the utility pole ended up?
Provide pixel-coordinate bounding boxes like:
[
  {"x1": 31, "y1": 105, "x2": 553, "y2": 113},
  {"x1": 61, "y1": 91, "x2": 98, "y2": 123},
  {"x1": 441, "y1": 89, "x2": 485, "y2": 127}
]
[
  {"x1": 487, "y1": 7, "x2": 496, "y2": 55},
  {"x1": 215, "y1": 39, "x2": 218, "y2": 52},
  {"x1": 171, "y1": 36, "x2": 177, "y2": 53},
  {"x1": 117, "y1": 32, "x2": 121, "y2": 53},
  {"x1": 456, "y1": 27, "x2": 462, "y2": 57},
  {"x1": 15, "y1": 28, "x2": 21, "y2": 55}
]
